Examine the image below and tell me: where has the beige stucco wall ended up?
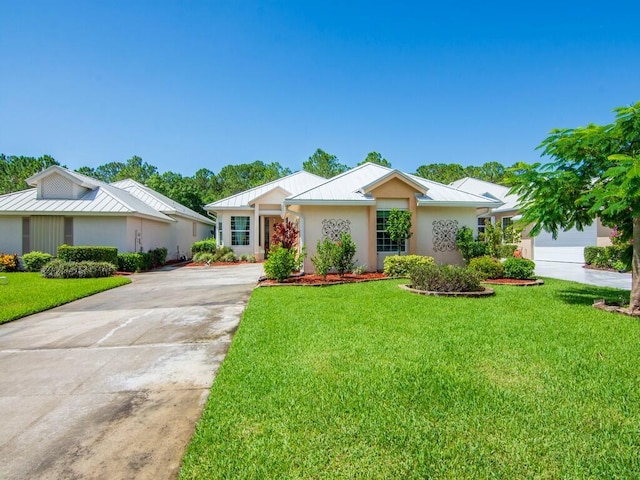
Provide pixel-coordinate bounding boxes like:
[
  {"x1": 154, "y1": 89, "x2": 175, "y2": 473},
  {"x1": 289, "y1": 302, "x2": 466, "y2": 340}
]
[
  {"x1": 295, "y1": 205, "x2": 369, "y2": 273},
  {"x1": 596, "y1": 218, "x2": 613, "y2": 246},
  {"x1": 416, "y1": 207, "x2": 476, "y2": 266},
  {"x1": 0, "y1": 216, "x2": 23, "y2": 254}
]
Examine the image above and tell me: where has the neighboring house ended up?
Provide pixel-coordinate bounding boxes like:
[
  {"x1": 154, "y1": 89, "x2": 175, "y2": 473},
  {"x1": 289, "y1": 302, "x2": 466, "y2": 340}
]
[
  {"x1": 450, "y1": 177, "x2": 612, "y2": 263},
  {"x1": 207, "y1": 163, "x2": 502, "y2": 272},
  {"x1": 0, "y1": 166, "x2": 214, "y2": 258}
]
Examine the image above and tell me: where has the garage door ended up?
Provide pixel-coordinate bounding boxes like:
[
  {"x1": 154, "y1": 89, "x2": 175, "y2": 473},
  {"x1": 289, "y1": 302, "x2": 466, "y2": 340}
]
[{"x1": 534, "y1": 224, "x2": 597, "y2": 263}]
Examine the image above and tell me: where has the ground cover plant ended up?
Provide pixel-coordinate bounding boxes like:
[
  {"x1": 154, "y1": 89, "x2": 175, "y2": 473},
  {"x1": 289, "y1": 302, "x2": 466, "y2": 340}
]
[
  {"x1": 0, "y1": 273, "x2": 130, "y2": 324},
  {"x1": 181, "y1": 278, "x2": 638, "y2": 479}
]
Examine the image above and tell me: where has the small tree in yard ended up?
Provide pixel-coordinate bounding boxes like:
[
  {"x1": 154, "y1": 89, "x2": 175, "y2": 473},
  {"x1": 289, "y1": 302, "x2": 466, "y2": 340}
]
[
  {"x1": 510, "y1": 101, "x2": 640, "y2": 312},
  {"x1": 386, "y1": 209, "x2": 412, "y2": 255},
  {"x1": 333, "y1": 233, "x2": 357, "y2": 277},
  {"x1": 311, "y1": 238, "x2": 336, "y2": 280}
]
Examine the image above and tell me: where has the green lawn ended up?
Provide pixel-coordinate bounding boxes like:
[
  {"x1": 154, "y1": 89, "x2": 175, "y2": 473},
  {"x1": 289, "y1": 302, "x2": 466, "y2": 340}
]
[
  {"x1": 0, "y1": 272, "x2": 131, "y2": 324},
  {"x1": 180, "y1": 278, "x2": 640, "y2": 479}
]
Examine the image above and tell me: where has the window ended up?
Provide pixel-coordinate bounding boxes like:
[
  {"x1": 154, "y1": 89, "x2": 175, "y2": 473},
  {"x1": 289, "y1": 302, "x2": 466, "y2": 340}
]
[
  {"x1": 192, "y1": 221, "x2": 197, "y2": 237},
  {"x1": 501, "y1": 217, "x2": 513, "y2": 231},
  {"x1": 218, "y1": 221, "x2": 223, "y2": 244},
  {"x1": 477, "y1": 218, "x2": 487, "y2": 236},
  {"x1": 231, "y1": 216, "x2": 250, "y2": 246},
  {"x1": 376, "y1": 210, "x2": 405, "y2": 253}
]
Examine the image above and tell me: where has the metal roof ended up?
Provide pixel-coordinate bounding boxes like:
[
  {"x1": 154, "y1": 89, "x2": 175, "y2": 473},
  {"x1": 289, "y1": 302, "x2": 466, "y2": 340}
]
[
  {"x1": 449, "y1": 177, "x2": 519, "y2": 213},
  {"x1": 112, "y1": 179, "x2": 214, "y2": 224},
  {"x1": 285, "y1": 163, "x2": 503, "y2": 207},
  {"x1": 0, "y1": 184, "x2": 174, "y2": 222},
  {"x1": 205, "y1": 171, "x2": 327, "y2": 210}
]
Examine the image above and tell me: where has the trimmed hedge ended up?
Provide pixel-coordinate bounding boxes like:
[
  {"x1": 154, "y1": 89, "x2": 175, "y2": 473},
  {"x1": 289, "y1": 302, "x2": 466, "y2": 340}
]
[
  {"x1": 383, "y1": 255, "x2": 435, "y2": 277},
  {"x1": 503, "y1": 257, "x2": 536, "y2": 280},
  {"x1": 191, "y1": 238, "x2": 217, "y2": 254},
  {"x1": 468, "y1": 256, "x2": 505, "y2": 280},
  {"x1": 41, "y1": 260, "x2": 115, "y2": 278},
  {"x1": 58, "y1": 245, "x2": 118, "y2": 266},
  {"x1": 584, "y1": 245, "x2": 630, "y2": 270},
  {"x1": 409, "y1": 263, "x2": 483, "y2": 292},
  {"x1": 22, "y1": 251, "x2": 54, "y2": 272}
]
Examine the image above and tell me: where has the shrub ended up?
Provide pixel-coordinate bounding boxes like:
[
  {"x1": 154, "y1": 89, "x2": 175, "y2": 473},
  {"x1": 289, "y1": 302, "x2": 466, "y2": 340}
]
[
  {"x1": 191, "y1": 238, "x2": 217, "y2": 254},
  {"x1": 383, "y1": 255, "x2": 435, "y2": 277},
  {"x1": 352, "y1": 264, "x2": 368, "y2": 275},
  {"x1": 468, "y1": 256, "x2": 505, "y2": 279},
  {"x1": 311, "y1": 238, "x2": 337, "y2": 280},
  {"x1": 271, "y1": 219, "x2": 299, "y2": 249},
  {"x1": 239, "y1": 254, "x2": 257, "y2": 263},
  {"x1": 333, "y1": 233, "x2": 357, "y2": 277},
  {"x1": 409, "y1": 264, "x2": 483, "y2": 292},
  {"x1": 456, "y1": 227, "x2": 489, "y2": 263},
  {"x1": 149, "y1": 247, "x2": 168, "y2": 268},
  {"x1": 484, "y1": 222, "x2": 503, "y2": 258},
  {"x1": 497, "y1": 244, "x2": 518, "y2": 258},
  {"x1": 503, "y1": 257, "x2": 536, "y2": 279},
  {"x1": 58, "y1": 245, "x2": 118, "y2": 266},
  {"x1": 0, "y1": 253, "x2": 20, "y2": 272},
  {"x1": 220, "y1": 251, "x2": 237, "y2": 262},
  {"x1": 193, "y1": 252, "x2": 216, "y2": 264},
  {"x1": 264, "y1": 245, "x2": 298, "y2": 282},
  {"x1": 41, "y1": 260, "x2": 115, "y2": 278},
  {"x1": 22, "y1": 251, "x2": 53, "y2": 272},
  {"x1": 117, "y1": 253, "x2": 152, "y2": 272},
  {"x1": 583, "y1": 245, "x2": 630, "y2": 270}
]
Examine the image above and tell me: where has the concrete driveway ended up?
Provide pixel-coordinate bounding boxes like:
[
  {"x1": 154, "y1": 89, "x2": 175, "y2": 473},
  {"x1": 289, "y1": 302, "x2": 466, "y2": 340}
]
[{"x1": 0, "y1": 263, "x2": 263, "y2": 480}]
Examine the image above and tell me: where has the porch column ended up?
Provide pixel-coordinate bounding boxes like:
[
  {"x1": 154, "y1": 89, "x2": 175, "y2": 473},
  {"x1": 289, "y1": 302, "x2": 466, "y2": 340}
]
[{"x1": 253, "y1": 205, "x2": 260, "y2": 257}]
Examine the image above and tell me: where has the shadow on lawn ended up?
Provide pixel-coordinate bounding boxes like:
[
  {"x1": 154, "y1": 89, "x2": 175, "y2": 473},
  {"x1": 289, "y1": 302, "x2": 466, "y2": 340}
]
[{"x1": 554, "y1": 285, "x2": 630, "y2": 307}]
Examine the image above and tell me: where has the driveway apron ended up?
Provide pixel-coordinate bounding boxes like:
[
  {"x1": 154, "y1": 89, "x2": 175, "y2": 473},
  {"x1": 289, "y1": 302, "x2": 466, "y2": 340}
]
[{"x1": 0, "y1": 263, "x2": 263, "y2": 480}]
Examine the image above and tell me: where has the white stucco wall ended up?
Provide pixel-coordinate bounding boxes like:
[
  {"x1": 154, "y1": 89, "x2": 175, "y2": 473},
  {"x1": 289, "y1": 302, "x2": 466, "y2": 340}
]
[
  {"x1": 0, "y1": 217, "x2": 23, "y2": 254},
  {"x1": 416, "y1": 207, "x2": 477, "y2": 265},
  {"x1": 215, "y1": 210, "x2": 255, "y2": 256},
  {"x1": 296, "y1": 205, "x2": 370, "y2": 273},
  {"x1": 74, "y1": 216, "x2": 129, "y2": 252},
  {"x1": 169, "y1": 216, "x2": 215, "y2": 260}
]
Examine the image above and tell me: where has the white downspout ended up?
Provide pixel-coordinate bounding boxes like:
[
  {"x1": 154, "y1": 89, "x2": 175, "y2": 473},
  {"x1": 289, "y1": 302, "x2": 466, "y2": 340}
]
[{"x1": 285, "y1": 206, "x2": 305, "y2": 274}]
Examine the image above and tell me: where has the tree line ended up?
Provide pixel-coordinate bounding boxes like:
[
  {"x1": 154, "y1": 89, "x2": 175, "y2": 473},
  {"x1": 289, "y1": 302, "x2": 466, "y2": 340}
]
[{"x1": 0, "y1": 149, "x2": 519, "y2": 214}]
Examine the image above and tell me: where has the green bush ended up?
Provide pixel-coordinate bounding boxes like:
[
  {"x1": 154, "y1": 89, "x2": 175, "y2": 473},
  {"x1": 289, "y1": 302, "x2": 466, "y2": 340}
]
[
  {"x1": 409, "y1": 264, "x2": 483, "y2": 292},
  {"x1": 41, "y1": 260, "x2": 115, "y2": 278},
  {"x1": 311, "y1": 238, "x2": 337, "y2": 279},
  {"x1": 333, "y1": 233, "x2": 357, "y2": 277},
  {"x1": 239, "y1": 254, "x2": 257, "y2": 263},
  {"x1": 383, "y1": 255, "x2": 435, "y2": 277},
  {"x1": 58, "y1": 245, "x2": 118, "y2": 266},
  {"x1": 497, "y1": 244, "x2": 518, "y2": 258},
  {"x1": 149, "y1": 247, "x2": 168, "y2": 268},
  {"x1": 193, "y1": 252, "x2": 215, "y2": 263},
  {"x1": 503, "y1": 257, "x2": 536, "y2": 279},
  {"x1": 468, "y1": 256, "x2": 505, "y2": 280},
  {"x1": 0, "y1": 253, "x2": 20, "y2": 272},
  {"x1": 117, "y1": 253, "x2": 150, "y2": 272},
  {"x1": 264, "y1": 245, "x2": 298, "y2": 282},
  {"x1": 191, "y1": 238, "x2": 217, "y2": 254},
  {"x1": 583, "y1": 245, "x2": 629, "y2": 270},
  {"x1": 22, "y1": 251, "x2": 54, "y2": 272},
  {"x1": 455, "y1": 226, "x2": 489, "y2": 263},
  {"x1": 220, "y1": 251, "x2": 237, "y2": 262}
]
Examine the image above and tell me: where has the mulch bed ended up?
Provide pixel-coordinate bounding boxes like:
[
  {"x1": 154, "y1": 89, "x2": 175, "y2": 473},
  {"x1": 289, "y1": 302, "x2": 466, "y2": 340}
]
[
  {"x1": 399, "y1": 284, "x2": 495, "y2": 297},
  {"x1": 482, "y1": 278, "x2": 544, "y2": 287},
  {"x1": 186, "y1": 261, "x2": 259, "y2": 267},
  {"x1": 259, "y1": 272, "x2": 388, "y2": 286}
]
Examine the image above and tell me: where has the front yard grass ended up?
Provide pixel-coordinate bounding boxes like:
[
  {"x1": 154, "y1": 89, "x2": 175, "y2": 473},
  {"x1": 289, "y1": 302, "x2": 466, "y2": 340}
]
[
  {"x1": 0, "y1": 272, "x2": 131, "y2": 324},
  {"x1": 181, "y1": 278, "x2": 639, "y2": 479}
]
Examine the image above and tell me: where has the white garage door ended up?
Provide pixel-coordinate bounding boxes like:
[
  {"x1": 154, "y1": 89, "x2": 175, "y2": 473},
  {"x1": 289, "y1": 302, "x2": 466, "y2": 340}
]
[{"x1": 534, "y1": 224, "x2": 597, "y2": 263}]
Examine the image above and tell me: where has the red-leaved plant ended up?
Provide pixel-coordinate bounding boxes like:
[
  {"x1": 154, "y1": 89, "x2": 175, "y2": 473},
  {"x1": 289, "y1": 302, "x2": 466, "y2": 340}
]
[{"x1": 271, "y1": 219, "x2": 299, "y2": 249}]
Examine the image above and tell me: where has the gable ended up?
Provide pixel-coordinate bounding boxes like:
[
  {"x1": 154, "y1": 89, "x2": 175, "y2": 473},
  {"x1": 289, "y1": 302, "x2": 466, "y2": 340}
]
[
  {"x1": 368, "y1": 177, "x2": 423, "y2": 199},
  {"x1": 38, "y1": 173, "x2": 90, "y2": 200}
]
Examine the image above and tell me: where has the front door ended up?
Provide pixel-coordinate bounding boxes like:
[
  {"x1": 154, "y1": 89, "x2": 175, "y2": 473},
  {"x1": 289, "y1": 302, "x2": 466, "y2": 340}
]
[{"x1": 264, "y1": 217, "x2": 270, "y2": 258}]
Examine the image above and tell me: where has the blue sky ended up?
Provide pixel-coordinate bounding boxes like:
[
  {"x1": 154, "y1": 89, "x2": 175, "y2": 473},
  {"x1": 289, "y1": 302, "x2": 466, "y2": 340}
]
[{"x1": 2, "y1": 1, "x2": 639, "y2": 176}]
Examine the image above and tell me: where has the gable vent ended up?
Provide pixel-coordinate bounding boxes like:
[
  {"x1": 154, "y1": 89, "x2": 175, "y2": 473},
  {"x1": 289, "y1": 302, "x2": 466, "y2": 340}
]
[{"x1": 40, "y1": 173, "x2": 74, "y2": 199}]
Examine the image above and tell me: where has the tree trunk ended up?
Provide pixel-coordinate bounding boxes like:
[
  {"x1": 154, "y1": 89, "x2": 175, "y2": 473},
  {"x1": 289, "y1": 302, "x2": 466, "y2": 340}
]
[{"x1": 631, "y1": 216, "x2": 640, "y2": 313}]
